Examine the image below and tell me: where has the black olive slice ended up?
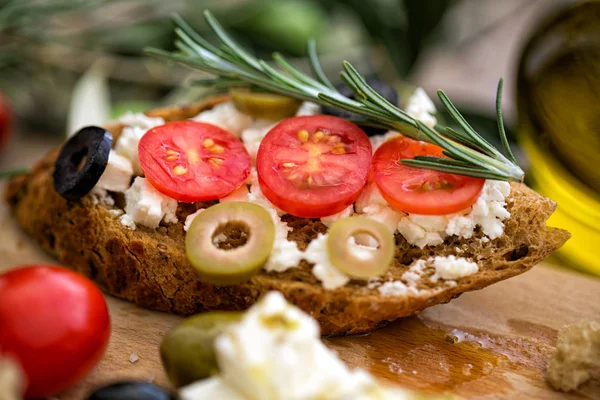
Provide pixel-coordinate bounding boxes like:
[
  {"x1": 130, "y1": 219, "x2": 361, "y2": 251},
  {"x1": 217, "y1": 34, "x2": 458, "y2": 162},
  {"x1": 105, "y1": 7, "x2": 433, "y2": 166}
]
[
  {"x1": 53, "y1": 126, "x2": 112, "y2": 201},
  {"x1": 86, "y1": 381, "x2": 176, "y2": 400},
  {"x1": 322, "y1": 80, "x2": 399, "y2": 136}
]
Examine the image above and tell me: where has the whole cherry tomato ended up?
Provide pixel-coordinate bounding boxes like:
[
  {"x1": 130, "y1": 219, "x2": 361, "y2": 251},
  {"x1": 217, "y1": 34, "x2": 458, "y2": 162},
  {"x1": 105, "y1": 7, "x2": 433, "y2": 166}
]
[{"x1": 0, "y1": 265, "x2": 110, "y2": 397}]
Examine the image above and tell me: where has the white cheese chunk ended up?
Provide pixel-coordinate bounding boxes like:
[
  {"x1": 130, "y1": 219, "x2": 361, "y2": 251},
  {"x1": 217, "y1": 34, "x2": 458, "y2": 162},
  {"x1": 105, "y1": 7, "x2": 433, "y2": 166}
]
[
  {"x1": 395, "y1": 180, "x2": 511, "y2": 247},
  {"x1": 121, "y1": 177, "x2": 178, "y2": 229},
  {"x1": 429, "y1": 255, "x2": 478, "y2": 283},
  {"x1": 207, "y1": 292, "x2": 410, "y2": 400},
  {"x1": 397, "y1": 214, "x2": 449, "y2": 248},
  {"x1": 320, "y1": 204, "x2": 354, "y2": 228},
  {"x1": 355, "y1": 182, "x2": 404, "y2": 234},
  {"x1": 183, "y1": 209, "x2": 205, "y2": 232},
  {"x1": 95, "y1": 150, "x2": 133, "y2": 192},
  {"x1": 406, "y1": 87, "x2": 437, "y2": 129},
  {"x1": 192, "y1": 101, "x2": 253, "y2": 137},
  {"x1": 115, "y1": 112, "x2": 165, "y2": 175},
  {"x1": 304, "y1": 234, "x2": 350, "y2": 290}
]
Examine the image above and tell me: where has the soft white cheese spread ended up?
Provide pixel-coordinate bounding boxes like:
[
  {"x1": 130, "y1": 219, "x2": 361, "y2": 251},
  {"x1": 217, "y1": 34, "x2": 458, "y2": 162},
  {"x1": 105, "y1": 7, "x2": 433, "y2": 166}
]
[
  {"x1": 181, "y1": 292, "x2": 411, "y2": 400},
  {"x1": 95, "y1": 150, "x2": 134, "y2": 193},
  {"x1": 120, "y1": 177, "x2": 178, "y2": 229},
  {"x1": 192, "y1": 101, "x2": 253, "y2": 137},
  {"x1": 304, "y1": 234, "x2": 350, "y2": 290},
  {"x1": 115, "y1": 112, "x2": 165, "y2": 175},
  {"x1": 429, "y1": 255, "x2": 478, "y2": 283}
]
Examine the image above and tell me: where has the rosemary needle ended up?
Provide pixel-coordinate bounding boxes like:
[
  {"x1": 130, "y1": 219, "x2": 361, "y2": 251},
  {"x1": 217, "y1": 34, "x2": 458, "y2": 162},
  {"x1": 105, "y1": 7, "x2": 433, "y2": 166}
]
[{"x1": 146, "y1": 11, "x2": 524, "y2": 183}]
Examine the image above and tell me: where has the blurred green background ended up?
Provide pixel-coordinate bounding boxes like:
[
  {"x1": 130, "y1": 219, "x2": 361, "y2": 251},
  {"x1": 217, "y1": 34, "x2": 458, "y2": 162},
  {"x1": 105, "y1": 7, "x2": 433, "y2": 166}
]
[{"x1": 0, "y1": 0, "x2": 568, "y2": 139}]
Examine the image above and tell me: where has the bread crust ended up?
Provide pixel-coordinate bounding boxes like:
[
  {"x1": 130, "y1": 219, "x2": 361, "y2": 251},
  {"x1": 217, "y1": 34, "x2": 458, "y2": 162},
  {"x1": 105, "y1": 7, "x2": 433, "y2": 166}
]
[{"x1": 5, "y1": 98, "x2": 570, "y2": 336}]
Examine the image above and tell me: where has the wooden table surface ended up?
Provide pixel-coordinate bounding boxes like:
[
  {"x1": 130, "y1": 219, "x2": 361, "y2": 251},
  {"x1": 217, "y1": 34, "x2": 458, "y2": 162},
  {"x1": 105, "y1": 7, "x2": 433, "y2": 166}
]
[{"x1": 0, "y1": 185, "x2": 599, "y2": 399}]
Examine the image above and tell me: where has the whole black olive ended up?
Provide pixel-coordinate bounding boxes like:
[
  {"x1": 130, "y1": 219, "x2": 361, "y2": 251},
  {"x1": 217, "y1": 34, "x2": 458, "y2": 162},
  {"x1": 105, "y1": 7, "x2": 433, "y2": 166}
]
[
  {"x1": 322, "y1": 80, "x2": 399, "y2": 136},
  {"x1": 53, "y1": 126, "x2": 112, "y2": 201},
  {"x1": 86, "y1": 381, "x2": 177, "y2": 400}
]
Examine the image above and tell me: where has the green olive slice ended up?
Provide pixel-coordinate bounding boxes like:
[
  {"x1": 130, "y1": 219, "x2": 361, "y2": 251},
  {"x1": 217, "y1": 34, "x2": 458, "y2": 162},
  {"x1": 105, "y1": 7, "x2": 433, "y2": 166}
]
[
  {"x1": 160, "y1": 311, "x2": 242, "y2": 387},
  {"x1": 327, "y1": 216, "x2": 395, "y2": 279},
  {"x1": 185, "y1": 201, "x2": 275, "y2": 285},
  {"x1": 230, "y1": 89, "x2": 302, "y2": 120}
]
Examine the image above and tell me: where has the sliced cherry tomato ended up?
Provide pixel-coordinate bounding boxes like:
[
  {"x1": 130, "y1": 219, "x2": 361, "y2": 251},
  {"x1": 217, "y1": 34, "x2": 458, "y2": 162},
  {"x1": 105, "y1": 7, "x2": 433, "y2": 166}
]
[
  {"x1": 0, "y1": 265, "x2": 110, "y2": 397},
  {"x1": 256, "y1": 115, "x2": 372, "y2": 218},
  {"x1": 139, "y1": 121, "x2": 251, "y2": 202},
  {"x1": 372, "y1": 136, "x2": 485, "y2": 215}
]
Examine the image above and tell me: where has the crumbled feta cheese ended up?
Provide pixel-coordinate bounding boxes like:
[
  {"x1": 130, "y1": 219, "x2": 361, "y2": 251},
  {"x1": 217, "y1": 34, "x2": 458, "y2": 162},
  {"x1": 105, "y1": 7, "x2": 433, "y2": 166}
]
[
  {"x1": 122, "y1": 177, "x2": 178, "y2": 229},
  {"x1": 304, "y1": 234, "x2": 350, "y2": 289},
  {"x1": 369, "y1": 130, "x2": 401, "y2": 153},
  {"x1": 401, "y1": 259, "x2": 427, "y2": 286},
  {"x1": 184, "y1": 209, "x2": 205, "y2": 232},
  {"x1": 89, "y1": 187, "x2": 115, "y2": 206},
  {"x1": 95, "y1": 150, "x2": 133, "y2": 192},
  {"x1": 397, "y1": 214, "x2": 448, "y2": 248},
  {"x1": 320, "y1": 204, "x2": 354, "y2": 228},
  {"x1": 395, "y1": 180, "x2": 511, "y2": 247},
  {"x1": 241, "y1": 119, "x2": 277, "y2": 161},
  {"x1": 406, "y1": 87, "x2": 437, "y2": 128},
  {"x1": 469, "y1": 180, "x2": 511, "y2": 239},
  {"x1": 119, "y1": 214, "x2": 136, "y2": 230},
  {"x1": 129, "y1": 353, "x2": 139, "y2": 364},
  {"x1": 264, "y1": 239, "x2": 304, "y2": 273},
  {"x1": 189, "y1": 291, "x2": 410, "y2": 400},
  {"x1": 429, "y1": 255, "x2": 478, "y2": 283},
  {"x1": 192, "y1": 101, "x2": 253, "y2": 137},
  {"x1": 295, "y1": 101, "x2": 321, "y2": 116},
  {"x1": 115, "y1": 112, "x2": 165, "y2": 175},
  {"x1": 378, "y1": 281, "x2": 410, "y2": 296},
  {"x1": 355, "y1": 182, "x2": 404, "y2": 233}
]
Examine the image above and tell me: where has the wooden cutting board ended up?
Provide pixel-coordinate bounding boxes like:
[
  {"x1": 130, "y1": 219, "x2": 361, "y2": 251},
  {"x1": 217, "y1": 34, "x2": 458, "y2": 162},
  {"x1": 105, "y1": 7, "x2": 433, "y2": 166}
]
[{"x1": 0, "y1": 189, "x2": 599, "y2": 400}]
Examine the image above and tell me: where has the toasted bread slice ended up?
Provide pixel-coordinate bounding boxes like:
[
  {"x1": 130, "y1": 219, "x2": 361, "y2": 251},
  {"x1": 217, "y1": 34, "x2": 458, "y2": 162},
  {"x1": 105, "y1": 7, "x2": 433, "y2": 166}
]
[{"x1": 5, "y1": 97, "x2": 570, "y2": 336}]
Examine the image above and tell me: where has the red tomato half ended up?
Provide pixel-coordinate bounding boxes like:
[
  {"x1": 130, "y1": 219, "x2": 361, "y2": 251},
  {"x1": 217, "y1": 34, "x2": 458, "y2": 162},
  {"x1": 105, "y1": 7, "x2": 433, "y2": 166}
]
[
  {"x1": 0, "y1": 266, "x2": 110, "y2": 397},
  {"x1": 372, "y1": 136, "x2": 485, "y2": 215},
  {"x1": 257, "y1": 115, "x2": 372, "y2": 218},
  {"x1": 139, "y1": 121, "x2": 251, "y2": 202}
]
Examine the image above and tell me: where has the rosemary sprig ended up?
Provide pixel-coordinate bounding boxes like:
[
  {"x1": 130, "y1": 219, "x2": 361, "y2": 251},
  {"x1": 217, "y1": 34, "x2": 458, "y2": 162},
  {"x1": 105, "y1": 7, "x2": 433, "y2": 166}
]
[{"x1": 146, "y1": 11, "x2": 524, "y2": 182}]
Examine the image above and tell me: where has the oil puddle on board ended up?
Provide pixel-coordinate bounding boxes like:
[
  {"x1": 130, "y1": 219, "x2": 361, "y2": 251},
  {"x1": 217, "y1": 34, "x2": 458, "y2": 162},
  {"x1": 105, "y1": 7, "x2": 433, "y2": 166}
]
[{"x1": 324, "y1": 316, "x2": 558, "y2": 397}]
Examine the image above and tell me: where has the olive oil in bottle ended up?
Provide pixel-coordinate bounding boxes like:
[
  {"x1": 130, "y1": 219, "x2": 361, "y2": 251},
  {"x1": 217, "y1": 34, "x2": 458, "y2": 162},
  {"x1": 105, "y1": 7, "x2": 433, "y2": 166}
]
[{"x1": 517, "y1": 1, "x2": 600, "y2": 275}]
